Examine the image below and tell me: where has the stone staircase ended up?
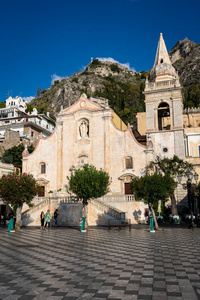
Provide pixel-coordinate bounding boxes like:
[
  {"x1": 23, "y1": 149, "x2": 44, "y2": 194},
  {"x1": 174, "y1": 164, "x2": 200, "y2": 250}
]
[
  {"x1": 21, "y1": 198, "x2": 52, "y2": 226},
  {"x1": 89, "y1": 198, "x2": 126, "y2": 220},
  {"x1": 21, "y1": 196, "x2": 127, "y2": 226},
  {"x1": 22, "y1": 198, "x2": 51, "y2": 220}
]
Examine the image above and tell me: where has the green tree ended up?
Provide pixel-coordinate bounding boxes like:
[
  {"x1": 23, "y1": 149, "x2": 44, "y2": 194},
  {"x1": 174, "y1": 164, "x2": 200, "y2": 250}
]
[
  {"x1": 0, "y1": 172, "x2": 39, "y2": 230},
  {"x1": 26, "y1": 103, "x2": 34, "y2": 113},
  {"x1": 187, "y1": 83, "x2": 200, "y2": 107},
  {"x1": 37, "y1": 87, "x2": 41, "y2": 97},
  {"x1": 67, "y1": 164, "x2": 110, "y2": 205},
  {"x1": 148, "y1": 155, "x2": 193, "y2": 215},
  {"x1": 90, "y1": 59, "x2": 101, "y2": 68},
  {"x1": 72, "y1": 77, "x2": 78, "y2": 83},
  {"x1": 54, "y1": 80, "x2": 60, "y2": 85},
  {"x1": 67, "y1": 164, "x2": 111, "y2": 230},
  {"x1": 110, "y1": 64, "x2": 121, "y2": 73},
  {"x1": 0, "y1": 101, "x2": 6, "y2": 109},
  {"x1": 130, "y1": 173, "x2": 176, "y2": 230},
  {"x1": 3, "y1": 144, "x2": 35, "y2": 167},
  {"x1": 41, "y1": 89, "x2": 48, "y2": 95}
]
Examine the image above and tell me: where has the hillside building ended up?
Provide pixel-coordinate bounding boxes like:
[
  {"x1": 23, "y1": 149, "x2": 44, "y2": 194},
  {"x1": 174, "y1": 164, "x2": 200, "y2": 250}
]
[{"x1": 0, "y1": 96, "x2": 55, "y2": 148}]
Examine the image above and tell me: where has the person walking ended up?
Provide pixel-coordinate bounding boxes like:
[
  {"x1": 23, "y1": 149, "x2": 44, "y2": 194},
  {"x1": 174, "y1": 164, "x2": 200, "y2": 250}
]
[
  {"x1": 54, "y1": 209, "x2": 59, "y2": 227},
  {"x1": 8, "y1": 210, "x2": 14, "y2": 232},
  {"x1": 40, "y1": 211, "x2": 45, "y2": 229},
  {"x1": 44, "y1": 210, "x2": 51, "y2": 229},
  {"x1": 148, "y1": 203, "x2": 155, "y2": 233}
]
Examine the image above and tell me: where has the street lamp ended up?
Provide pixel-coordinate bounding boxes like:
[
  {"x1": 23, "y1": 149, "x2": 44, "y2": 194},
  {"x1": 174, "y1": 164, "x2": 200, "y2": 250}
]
[{"x1": 194, "y1": 172, "x2": 199, "y2": 182}]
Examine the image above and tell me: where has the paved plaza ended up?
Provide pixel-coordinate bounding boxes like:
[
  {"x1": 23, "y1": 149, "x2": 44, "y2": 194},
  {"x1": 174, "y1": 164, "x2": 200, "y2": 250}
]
[{"x1": 0, "y1": 225, "x2": 200, "y2": 300}]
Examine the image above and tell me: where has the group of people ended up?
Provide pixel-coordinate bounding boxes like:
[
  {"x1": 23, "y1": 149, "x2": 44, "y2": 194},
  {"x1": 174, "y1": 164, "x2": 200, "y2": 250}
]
[{"x1": 40, "y1": 209, "x2": 59, "y2": 229}]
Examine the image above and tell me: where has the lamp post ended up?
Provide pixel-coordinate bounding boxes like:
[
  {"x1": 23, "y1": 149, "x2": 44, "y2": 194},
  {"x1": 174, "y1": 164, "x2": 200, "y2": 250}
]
[{"x1": 177, "y1": 169, "x2": 199, "y2": 228}]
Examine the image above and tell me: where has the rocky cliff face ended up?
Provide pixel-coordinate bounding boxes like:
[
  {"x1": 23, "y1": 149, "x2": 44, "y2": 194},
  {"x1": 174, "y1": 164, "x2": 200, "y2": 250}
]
[
  {"x1": 30, "y1": 38, "x2": 200, "y2": 122},
  {"x1": 31, "y1": 59, "x2": 146, "y2": 124},
  {"x1": 169, "y1": 38, "x2": 200, "y2": 88}
]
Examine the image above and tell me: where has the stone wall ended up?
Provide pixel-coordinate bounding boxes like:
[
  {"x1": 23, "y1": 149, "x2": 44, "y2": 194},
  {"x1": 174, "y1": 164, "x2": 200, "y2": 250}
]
[
  {"x1": 22, "y1": 201, "x2": 82, "y2": 227},
  {"x1": 3, "y1": 129, "x2": 20, "y2": 151},
  {"x1": 104, "y1": 201, "x2": 148, "y2": 224}
]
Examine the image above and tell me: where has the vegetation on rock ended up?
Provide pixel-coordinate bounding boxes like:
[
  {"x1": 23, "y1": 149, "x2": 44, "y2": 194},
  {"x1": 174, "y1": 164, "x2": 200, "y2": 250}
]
[
  {"x1": 28, "y1": 38, "x2": 200, "y2": 124},
  {"x1": 169, "y1": 38, "x2": 200, "y2": 108}
]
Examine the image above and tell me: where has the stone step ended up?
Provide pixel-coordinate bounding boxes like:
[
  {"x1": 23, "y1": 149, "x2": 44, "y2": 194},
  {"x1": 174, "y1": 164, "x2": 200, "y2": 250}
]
[{"x1": 89, "y1": 198, "x2": 125, "y2": 220}]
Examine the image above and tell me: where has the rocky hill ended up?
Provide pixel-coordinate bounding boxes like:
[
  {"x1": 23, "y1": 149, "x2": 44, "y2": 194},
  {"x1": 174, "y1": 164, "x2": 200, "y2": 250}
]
[
  {"x1": 30, "y1": 38, "x2": 200, "y2": 124},
  {"x1": 30, "y1": 59, "x2": 147, "y2": 124},
  {"x1": 169, "y1": 38, "x2": 200, "y2": 108}
]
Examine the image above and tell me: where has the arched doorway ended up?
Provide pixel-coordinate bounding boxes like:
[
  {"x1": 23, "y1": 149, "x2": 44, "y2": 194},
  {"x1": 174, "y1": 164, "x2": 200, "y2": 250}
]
[
  {"x1": 36, "y1": 178, "x2": 49, "y2": 197},
  {"x1": 118, "y1": 173, "x2": 136, "y2": 195}
]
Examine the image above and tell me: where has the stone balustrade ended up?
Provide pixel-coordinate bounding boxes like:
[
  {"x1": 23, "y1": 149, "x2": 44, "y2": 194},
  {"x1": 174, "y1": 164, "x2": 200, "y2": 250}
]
[
  {"x1": 183, "y1": 107, "x2": 200, "y2": 114},
  {"x1": 97, "y1": 194, "x2": 135, "y2": 202},
  {"x1": 33, "y1": 196, "x2": 81, "y2": 204},
  {"x1": 145, "y1": 78, "x2": 180, "y2": 91}
]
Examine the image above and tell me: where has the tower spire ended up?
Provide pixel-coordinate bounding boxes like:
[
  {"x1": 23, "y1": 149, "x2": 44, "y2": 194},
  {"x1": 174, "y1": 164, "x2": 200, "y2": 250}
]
[{"x1": 150, "y1": 33, "x2": 177, "y2": 82}]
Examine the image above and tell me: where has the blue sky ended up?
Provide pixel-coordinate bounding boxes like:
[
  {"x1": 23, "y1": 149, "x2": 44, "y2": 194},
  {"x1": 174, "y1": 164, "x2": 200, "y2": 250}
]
[{"x1": 0, "y1": 0, "x2": 199, "y2": 102}]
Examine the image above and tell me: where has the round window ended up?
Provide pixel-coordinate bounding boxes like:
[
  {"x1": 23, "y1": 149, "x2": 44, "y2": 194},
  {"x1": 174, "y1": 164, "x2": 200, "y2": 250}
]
[{"x1": 163, "y1": 147, "x2": 168, "y2": 153}]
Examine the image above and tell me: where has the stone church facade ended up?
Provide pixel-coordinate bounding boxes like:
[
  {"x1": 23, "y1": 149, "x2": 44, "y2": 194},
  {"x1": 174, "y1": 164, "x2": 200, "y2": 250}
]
[
  {"x1": 22, "y1": 94, "x2": 149, "y2": 198},
  {"x1": 22, "y1": 33, "x2": 189, "y2": 226}
]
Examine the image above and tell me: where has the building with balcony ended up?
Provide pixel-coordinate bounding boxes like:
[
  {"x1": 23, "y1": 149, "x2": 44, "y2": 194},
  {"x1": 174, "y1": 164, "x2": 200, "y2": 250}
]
[{"x1": 0, "y1": 96, "x2": 55, "y2": 147}]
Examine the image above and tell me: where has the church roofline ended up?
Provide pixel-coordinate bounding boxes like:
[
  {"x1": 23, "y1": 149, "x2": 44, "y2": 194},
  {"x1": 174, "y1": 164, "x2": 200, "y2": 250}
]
[{"x1": 59, "y1": 94, "x2": 105, "y2": 115}]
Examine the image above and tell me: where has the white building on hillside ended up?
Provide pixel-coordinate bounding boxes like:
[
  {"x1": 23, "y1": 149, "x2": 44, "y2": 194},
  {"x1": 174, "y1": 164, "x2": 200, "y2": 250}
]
[{"x1": 0, "y1": 96, "x2": 55, "y2": 144}]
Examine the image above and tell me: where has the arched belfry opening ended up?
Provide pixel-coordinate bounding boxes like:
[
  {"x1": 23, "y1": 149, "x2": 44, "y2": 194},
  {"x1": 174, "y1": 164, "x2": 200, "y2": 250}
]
[{"x1": 158, "y1": 102, "x2": 170, "y2": 131}]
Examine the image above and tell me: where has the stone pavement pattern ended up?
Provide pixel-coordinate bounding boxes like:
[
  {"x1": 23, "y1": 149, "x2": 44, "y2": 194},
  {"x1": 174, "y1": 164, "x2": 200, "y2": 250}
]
[{"x1": 0, "y1": 226, "x2": 200, "y2": 300}]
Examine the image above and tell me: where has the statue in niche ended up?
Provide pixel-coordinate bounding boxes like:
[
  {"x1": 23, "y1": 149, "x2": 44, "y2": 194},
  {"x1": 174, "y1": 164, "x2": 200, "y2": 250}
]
[{"x1": 79, "y1": 120, "x2": 89, "y2": 138}]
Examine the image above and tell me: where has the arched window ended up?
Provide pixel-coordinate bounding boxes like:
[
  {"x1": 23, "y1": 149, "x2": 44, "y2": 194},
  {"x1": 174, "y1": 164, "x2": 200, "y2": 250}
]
[
  {"x1": 158, "y1": 102, "x2": 170, "y2": 131},
  {"x1": 125, "y1": 157, "x2": 133, "y2": 169},
  {"x1": 41, "y1": 163, "x2": 46, "y2": 174}
]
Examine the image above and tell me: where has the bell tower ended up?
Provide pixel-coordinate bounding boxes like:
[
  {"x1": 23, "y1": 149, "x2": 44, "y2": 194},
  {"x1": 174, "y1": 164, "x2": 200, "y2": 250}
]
[{"x1": 144, "y1": 33, "x2": 185, "y2": 160}]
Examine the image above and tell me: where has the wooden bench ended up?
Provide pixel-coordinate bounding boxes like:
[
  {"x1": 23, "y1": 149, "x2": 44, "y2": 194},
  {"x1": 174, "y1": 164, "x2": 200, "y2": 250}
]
[{"x1": 107, "y1": 219, "x2": 131, "y2": 231}]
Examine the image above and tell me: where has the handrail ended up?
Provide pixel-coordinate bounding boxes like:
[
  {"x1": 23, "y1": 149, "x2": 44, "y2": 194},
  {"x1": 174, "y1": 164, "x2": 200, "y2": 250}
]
[{"x1": 90, "y1": 198, "x2": 125, "y2": 220}]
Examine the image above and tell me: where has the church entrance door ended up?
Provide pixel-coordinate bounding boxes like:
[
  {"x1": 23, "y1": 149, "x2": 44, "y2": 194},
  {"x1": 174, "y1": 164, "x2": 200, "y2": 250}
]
[{"x1": 124, "y1": 183, "x2": 133, "y2": 195}]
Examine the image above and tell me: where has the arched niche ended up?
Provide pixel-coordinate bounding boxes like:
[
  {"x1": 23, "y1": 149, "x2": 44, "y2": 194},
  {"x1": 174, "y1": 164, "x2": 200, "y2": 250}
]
[
  {"x1": 158, "y1": 102, "x2": 170, "y2": 131},
  {"x1": 78, "y1": 118, "x2": 89, "y2": 139}
]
